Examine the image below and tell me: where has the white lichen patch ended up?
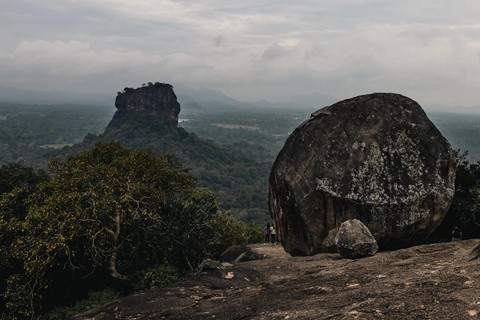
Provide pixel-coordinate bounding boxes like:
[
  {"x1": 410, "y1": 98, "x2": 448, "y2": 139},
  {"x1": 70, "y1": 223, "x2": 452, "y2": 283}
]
[{"x1": 314, "y1": 132, "x2": 449, "y2": 208}]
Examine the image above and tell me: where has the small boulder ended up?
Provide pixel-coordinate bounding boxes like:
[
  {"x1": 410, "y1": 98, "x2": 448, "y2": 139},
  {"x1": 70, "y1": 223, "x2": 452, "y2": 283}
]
[
  {"x1": 236, "y1": 251, "x2": 266, "y2": 263},
  {"x1": 220, "y1": 245, "x2": 247, "y2": 263},
  {"x1": 220, "y1": 245, "x2": 266, "y2": 264},
  {"x1": 335, "y1": 219, "x2": 378, "y2": 259},
  {"x1": 198, "y1": 259, "x2": 225, "y2": 271}
]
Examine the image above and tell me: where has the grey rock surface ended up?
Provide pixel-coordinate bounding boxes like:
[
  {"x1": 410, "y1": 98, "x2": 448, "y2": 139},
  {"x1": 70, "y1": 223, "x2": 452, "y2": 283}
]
[
  {"x1": 335, "y1": 219, "x2": 378, "y2": 258},
  {"x1": 70, "y1": 241, "x2": 480, "y2": 320},
  {"x1": 269, "y1": 93, "x2": 456, "y2": 256}
]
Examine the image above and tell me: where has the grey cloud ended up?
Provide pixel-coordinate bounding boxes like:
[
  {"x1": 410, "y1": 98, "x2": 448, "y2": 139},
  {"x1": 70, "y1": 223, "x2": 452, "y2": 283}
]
[
  {"x1": 261, "y1": 44, "x2": 287, "y2": 61},
  {"x1": 214, "y1": 36, "x2": 225, "y2": 47},
  {"x1": 304, "y1": 43, "x2": 325, "y2": 59},
  {"x1": 2, "y1": 0, "x2": 480, "y2": 107}
]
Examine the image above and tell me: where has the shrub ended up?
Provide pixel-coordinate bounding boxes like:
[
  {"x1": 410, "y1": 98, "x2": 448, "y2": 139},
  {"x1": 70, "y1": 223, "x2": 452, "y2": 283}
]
[
  {"x1": 209, "y1": 211, "x2": 263, "y2": 257},
  {"x1": 46, "y1": 288, "x2": 121, "y2": 320},
  {"x1": 133, "y1": 265, "x2": 179, "y2": 291},
  {"x1": 0, "y1": 142, "x2": 219, "y2": 318}
]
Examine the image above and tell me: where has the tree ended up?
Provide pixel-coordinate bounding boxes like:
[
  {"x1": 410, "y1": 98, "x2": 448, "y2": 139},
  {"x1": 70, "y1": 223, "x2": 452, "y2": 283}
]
[
  {"x1": 1, "y1": 142, "x2": 219, "y2": 318},
  {"x1": 209, "y1": 211, "x2": 263, "y2": 255},
  {"x1": 0, "y1": 164, "x2": 49, "y2": 196},
  {"x1": 0, "y1": 164, "x2": 50, "y2": 318},
  {"x1": 428, "y1": 150, "x2": 480, "y2": 241},
  {"x1": 452, "y1": 152, "x2": 480, "y2": 237}
]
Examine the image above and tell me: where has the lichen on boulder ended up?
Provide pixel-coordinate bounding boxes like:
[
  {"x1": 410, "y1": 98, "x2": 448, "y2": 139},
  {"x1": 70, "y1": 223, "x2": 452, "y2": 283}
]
[{"x1": 269, "y1": 93, "x2": 456, "y2": 256}]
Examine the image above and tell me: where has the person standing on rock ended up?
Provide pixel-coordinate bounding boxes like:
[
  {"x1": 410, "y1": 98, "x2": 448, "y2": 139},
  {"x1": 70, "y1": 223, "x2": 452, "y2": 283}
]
[
  {"x1": 270, "y1": 224, "x2": 276, "y2": 244},
  {"x1": 452, "y1": 226, "x2": 462, "y2": 242},
  {"x1": 265, "y1": 223, "x2": 271, "y2": 243}
]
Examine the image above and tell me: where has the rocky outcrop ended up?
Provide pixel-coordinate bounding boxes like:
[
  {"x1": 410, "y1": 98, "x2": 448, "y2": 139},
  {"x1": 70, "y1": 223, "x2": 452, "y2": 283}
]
[
  {"x1": 269, "y1": 93, "x2": 456, "y2": 256},
  {"x1": 335, "y1": 219, "x2": 378, "y2": 258},
  {"x1": 108, "y1": 83, "x2": 180, "y2": 128}
]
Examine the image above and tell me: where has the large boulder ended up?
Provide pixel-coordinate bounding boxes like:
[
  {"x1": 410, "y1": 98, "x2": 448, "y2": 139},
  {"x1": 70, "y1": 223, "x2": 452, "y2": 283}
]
[
  {"x1": 335, "y1": 219, "x2": 378, "y2": 258},
  {"x1": 269, "y1": 93, "x2": 456, "y2": 256}
]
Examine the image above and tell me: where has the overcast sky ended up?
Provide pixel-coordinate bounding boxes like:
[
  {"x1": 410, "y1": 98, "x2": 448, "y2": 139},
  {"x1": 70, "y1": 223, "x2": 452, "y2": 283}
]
[{"x1": 2, "y1": 0, "x2": 480, "y2": 107}]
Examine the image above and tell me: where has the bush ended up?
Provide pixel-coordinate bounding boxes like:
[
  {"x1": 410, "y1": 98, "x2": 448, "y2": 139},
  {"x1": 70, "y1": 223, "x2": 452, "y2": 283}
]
[
  {"x1": 209, "y1": 211, "x2": 263, "y2": 257},
  {"x1": 0, "y1": 142, "x2": 219, "y2": 318},
  {"x1": 46, "y1": 288, "x2": 121, "y2": 320},
  {"x1": 133, "y1": 265, "x2": 179, "y2": 291},
  {"x1": 428, "y1": 150, "x2": 480, "y2": 242}
]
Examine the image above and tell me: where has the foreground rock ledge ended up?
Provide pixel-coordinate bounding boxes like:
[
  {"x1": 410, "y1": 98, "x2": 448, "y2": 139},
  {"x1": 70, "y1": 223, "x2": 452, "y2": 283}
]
[
  {"x1": 71, "y1": 241, "x2": 480, "y2": 320},
  {"x1": 269, "y1": 93, "x2": 456, "y2": 255}
]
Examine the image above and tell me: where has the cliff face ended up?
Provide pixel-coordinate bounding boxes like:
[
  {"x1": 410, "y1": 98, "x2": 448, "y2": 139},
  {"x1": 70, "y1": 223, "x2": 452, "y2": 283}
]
[{"x1": 108, "y1": 84, "x2": 180, "y2": 128}]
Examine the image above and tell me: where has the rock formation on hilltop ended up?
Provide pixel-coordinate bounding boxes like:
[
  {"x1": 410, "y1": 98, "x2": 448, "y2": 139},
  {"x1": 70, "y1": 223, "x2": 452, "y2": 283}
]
[
  {"x1": 108, "y1": 83, "x2": 180, "y2": 128},
  {"x1": 77, "y1": 83, "x2": 270, "y2": 228},
  {"x1": 269, "y1": 93, "x2": 456, "y2": 256}
]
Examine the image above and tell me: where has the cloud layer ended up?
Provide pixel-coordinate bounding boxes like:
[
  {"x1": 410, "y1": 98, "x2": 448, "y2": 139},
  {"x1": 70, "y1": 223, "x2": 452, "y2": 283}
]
[{"x1": 2, "y1": 0, "x2": 480, "y2": 106}]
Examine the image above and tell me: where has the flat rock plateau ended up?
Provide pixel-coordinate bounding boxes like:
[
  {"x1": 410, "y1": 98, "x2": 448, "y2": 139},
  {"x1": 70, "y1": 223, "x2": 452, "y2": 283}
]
[{"x1": 73, "y1": 240, "x2": 480, "y2": 320}]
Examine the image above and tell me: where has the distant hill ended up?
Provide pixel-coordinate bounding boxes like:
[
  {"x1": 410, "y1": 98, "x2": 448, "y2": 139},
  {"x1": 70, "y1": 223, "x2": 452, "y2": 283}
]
[
  {"x1": 175, "y1": 84, "x2": 338, "y2": 110},
  {"x1": 0, "y1": 82, "x2": 337, "y2": 112},
  {"x1": 175, "y1": 84, "x2": 249, "y2": 109},
  {"x1": 0, "y1": 85, "x2": 113, "y2": 105},
  {"x1": 424, "y1": 104, "x2": 480, "y2": 114},
  {"x1": 4, "y1": 83, "x2": 480, "y2": 114},
  {"x1": 284, "y1": 92, "x2": 338, "y2": 109}
]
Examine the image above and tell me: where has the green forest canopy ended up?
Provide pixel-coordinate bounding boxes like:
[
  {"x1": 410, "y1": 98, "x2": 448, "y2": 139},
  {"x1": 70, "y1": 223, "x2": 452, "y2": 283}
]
[{"x1": 0, "y1": 142, "x2": 262, "y2": 319}]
